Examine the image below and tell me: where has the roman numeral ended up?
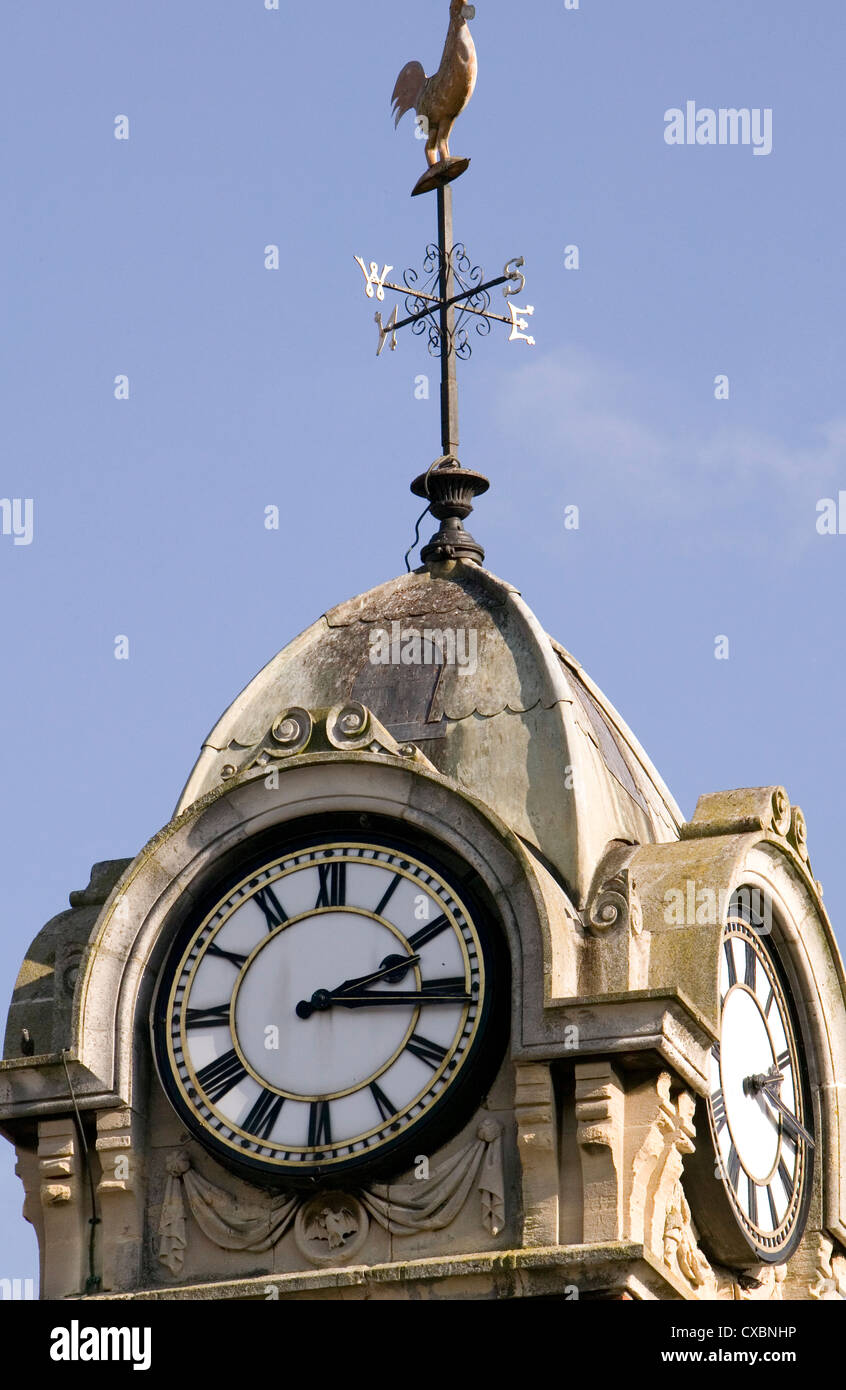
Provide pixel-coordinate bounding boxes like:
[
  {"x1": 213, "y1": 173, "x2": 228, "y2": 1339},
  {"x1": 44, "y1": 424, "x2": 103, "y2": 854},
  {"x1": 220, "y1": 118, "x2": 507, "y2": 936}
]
[
  {"x1": 185, "y1": 1004, "x2": 230, "y2": 1029},
  {"x1": 777, "y1": 1049, "x2": 791, "y2": 1072},
  {"x1": 316, "y1": 861, "x2": 346, "y2": 908},
  {"x1": 374, "y1": 873, "x2": 402, "y2": 917},
  {"x1": 764, "y1": 987, "x2": 775, "y2": 1017},
  {"x1": 196, "y1": 1049, "x2": 248, "y2": 1103},
  {"x1": 724, "y1": 939, "x2": 737, "y2": 988},
  {"x1": 744, "y1": 943, "x2": 756, "y2": 990},
  {"x1": 727, "y1": 1143, "x2": 740, "y2": 1190},
  {"x1": 747, "y1": 1175, "x2": 758, "y2": 1227},
  {"x1": 242, "y1": 1089, "x2": 285, "y2": 1141},
  {"x1": 778, "y1": 1157, "x2": 794, "y2": 1196},
  {"x1": 405, "y1": 1033, "x2": 447, "y2": 1069},
  {"x1": 253, "y1": 884, "x2": 288, "y2": 931},
  {"x1": 767, "y1": 1184, "x2": 780, "y2": 1227},
  {"x1": 205, "y1": 942, "x2": 248, "y2": 969},
  {"x1": 407, "y1": 914, "x2": 451, "y2": 951},
  {"x1": 308, "y1": 1100, "x2": 332, "y2": 1149},
  {"x1": 711, "y1": 1087, "x2": 727, "y2": 1133},
  {"x1": 369, "y1": 1081, "x2": 397, "y2": 1123}
]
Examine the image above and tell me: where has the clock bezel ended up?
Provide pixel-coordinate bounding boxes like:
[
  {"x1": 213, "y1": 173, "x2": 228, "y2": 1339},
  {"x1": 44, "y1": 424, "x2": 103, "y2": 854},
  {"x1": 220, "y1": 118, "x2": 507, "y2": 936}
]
[{"x1": 150, "y1": 812, "x2": 510, "y2": 1187}]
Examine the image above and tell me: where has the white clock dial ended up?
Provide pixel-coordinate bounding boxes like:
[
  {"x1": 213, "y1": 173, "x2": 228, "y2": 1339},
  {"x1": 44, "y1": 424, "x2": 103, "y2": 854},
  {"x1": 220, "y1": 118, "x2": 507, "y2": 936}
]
[
  {"x1": 152, "y1": 837, "x2": 501, "y2": 1179},
  {"x1": 706, "y1": 914, "x2": 813, "y2": 1259}
]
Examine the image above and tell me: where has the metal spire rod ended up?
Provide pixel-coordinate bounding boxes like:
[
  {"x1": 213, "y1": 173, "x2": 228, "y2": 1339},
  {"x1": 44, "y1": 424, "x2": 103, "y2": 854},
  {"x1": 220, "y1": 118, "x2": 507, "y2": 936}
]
[
  {"x1": 353, "y1": 0, "x2": 538, "y2": 564},
  {"x1": 437, "y1": 183, "x2": 459, "y2": 459}
]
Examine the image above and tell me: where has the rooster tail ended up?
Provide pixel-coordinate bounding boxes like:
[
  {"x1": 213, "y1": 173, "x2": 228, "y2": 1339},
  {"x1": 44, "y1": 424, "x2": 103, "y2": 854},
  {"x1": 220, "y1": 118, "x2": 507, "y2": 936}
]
[{"x1": 391, "y1": 60, "x2": 426, "y2": 128}]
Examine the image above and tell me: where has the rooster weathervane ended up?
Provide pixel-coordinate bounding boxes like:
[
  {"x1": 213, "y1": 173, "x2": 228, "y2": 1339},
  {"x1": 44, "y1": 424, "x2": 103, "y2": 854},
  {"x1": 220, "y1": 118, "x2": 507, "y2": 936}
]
[{"x1": 354, "y1": 0, "x2": 536, "y2": 567}]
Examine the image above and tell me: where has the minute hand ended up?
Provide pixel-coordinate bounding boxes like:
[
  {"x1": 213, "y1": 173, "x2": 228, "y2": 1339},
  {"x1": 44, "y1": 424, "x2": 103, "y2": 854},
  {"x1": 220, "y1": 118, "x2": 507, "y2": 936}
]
[
  {"x1": 759, "y1": 1088, "x2": 815, "y2": 1149},
  {"x1": 331, "y1": 982, "x2": 472, "y2": 1008}
]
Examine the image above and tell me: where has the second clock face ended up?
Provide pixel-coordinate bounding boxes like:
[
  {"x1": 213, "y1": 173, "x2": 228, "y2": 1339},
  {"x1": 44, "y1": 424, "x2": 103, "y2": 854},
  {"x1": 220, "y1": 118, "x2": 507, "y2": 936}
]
[
  {"x1": 152, "y1": 837, "x2": 499, "y2": 1181},
  {"x1": 705, "y1": 915, "x2": 813, "y2": 1260}
]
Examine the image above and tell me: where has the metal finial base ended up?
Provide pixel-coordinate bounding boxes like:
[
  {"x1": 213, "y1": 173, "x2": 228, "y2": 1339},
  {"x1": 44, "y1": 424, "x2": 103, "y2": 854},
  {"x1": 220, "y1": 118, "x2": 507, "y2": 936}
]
[
  {"x1": 411, "y1": 457, "x2": 489, "y2": 566},
  {"x1": 419, "y1": 517, "x2": 485, "y2": 565}
]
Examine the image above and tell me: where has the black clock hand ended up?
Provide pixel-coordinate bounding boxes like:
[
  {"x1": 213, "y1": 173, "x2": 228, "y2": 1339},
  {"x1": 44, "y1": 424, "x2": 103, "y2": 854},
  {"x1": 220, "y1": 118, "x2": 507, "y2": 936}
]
[
  {"x1": 333, "y1": 953, "x2": 422, "y2": 995},
  {"x1": 296, "y1": 953, "x2": 421, "y2": 1018},
  {"x1": 755, "y1": 1085, "x2": 815, "y2": 1149},
  {"x1": 322, "y1": 985, "x2": 474, "y2": 1008}
]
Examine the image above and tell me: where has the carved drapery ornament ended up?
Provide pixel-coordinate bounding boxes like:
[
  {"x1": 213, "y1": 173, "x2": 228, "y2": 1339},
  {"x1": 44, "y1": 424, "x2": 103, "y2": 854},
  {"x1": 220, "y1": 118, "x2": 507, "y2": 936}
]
[
  {"x1": 158, "y1": 1120, "x2": 504, "y2": 1274},
  {"x1": 158, "y1": 1151, "x2": 299, "y2": 1274},
  {"x1": 362, "y1": 1119, "x2": 504, "y2": 1236}
]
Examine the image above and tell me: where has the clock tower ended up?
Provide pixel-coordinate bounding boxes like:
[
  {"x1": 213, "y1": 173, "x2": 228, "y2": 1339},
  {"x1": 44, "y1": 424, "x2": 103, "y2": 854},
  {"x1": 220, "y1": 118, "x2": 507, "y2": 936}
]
[
  {"x1": 2, "y1": 2, "x2": 846, "y2": 1305},
  {"x1": 3, "y1": 556, "x2": 846, "y2": 1301}
]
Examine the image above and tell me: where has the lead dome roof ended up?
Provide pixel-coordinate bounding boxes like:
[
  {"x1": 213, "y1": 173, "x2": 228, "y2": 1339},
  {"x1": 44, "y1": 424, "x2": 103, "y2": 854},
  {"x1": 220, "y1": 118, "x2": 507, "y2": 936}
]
[{"x1": 177, "y1": 562, "x2": 683, "y2": 908}]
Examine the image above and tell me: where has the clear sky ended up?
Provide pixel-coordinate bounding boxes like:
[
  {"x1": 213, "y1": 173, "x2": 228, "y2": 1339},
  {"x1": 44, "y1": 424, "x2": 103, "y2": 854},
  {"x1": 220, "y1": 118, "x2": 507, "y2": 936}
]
[{"x1": 2, "y1": 0, "x2": 844, "y2": 1288}]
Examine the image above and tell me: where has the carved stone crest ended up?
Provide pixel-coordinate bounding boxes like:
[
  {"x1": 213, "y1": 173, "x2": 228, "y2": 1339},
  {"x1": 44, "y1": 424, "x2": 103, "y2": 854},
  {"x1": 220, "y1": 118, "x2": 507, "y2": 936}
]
[{"x1": 294, "y1": 1193, "x2": 370, "y2": 1265}]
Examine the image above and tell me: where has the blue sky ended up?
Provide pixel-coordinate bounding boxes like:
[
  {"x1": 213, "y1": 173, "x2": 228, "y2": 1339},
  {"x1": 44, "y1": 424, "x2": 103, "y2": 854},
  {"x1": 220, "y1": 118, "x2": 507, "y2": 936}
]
[{"x1": 2, "y1": 0, "x2": 845, "y2": 1286}]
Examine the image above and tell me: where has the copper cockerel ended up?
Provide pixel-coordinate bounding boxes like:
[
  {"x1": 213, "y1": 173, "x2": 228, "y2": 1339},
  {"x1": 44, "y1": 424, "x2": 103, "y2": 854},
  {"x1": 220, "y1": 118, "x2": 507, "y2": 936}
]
[{"x1": 391, "y1": 1, "x2": 477, "y2": 172}]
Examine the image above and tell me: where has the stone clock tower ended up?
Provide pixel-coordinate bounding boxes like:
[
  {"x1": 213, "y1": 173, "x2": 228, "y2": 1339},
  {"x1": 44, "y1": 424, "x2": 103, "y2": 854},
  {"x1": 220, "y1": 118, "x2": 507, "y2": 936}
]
[
  {"x1": 3, "y1": 3, "x2": 846, "y2": 1304},
  {"x1": 2, "y1": 555, "x2": 846, "y2": 1301}
]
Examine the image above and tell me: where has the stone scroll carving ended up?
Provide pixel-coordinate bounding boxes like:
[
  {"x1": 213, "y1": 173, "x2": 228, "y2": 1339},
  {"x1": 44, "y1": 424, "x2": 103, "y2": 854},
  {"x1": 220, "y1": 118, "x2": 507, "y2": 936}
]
[
  {"x1": 585, "y1": 842, "x2": 642, "y2": 937},
  {"x1": 158, "y1": 1121, "x2": 505, "y2": 1275},
  {"x1": 217, "y1": 702, "x2": 438, "y2": 784}
]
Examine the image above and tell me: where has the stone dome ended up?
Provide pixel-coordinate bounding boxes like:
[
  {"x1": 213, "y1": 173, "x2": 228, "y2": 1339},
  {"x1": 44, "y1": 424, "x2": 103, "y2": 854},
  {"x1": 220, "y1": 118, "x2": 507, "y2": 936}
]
[{"x1": 177, "y1": 561, "x2": 683, "y2": 908}]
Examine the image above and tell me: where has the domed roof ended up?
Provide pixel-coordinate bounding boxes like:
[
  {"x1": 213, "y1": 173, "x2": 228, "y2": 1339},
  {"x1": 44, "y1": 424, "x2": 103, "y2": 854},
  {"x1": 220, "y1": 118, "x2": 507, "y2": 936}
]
[{"x1": 176, "y1": 562, "x2": 683, "y2": 907}]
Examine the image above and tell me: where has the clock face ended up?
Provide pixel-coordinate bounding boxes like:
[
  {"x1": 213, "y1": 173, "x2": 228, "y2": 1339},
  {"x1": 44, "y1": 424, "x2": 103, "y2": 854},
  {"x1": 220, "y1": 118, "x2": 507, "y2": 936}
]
[
  {"x1": 151, "y1": 834, "x2": 503, "y2": 1182},
  {"x1": 705, "y1": 913, "x2": 813, "y2": 1261}
]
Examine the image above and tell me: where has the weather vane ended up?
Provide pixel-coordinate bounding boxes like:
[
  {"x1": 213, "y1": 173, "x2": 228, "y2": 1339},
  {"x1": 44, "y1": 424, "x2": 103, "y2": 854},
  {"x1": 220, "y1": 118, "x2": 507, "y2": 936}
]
[{"x1": 354, "y1": 0, "x2": 536, "y2": 567}]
